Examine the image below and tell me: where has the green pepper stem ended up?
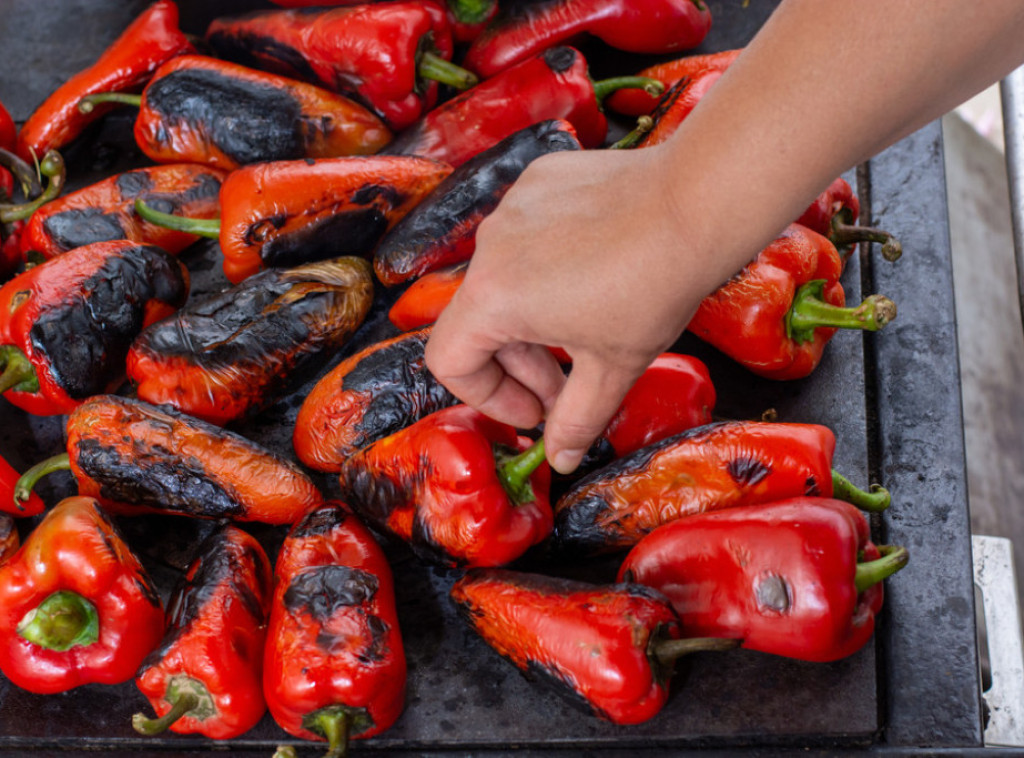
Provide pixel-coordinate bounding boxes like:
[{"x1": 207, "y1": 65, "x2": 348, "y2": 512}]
[
  {"x1": 497, "y1": 438, "x2": 546, "y2": 506},
  {"x1": 592, "y1": 76, "x2": 665, "y2": 104},
  {"x1": 134, "y1": 198, "x2": 220, "y2": 238},
  {"x1": 419, "y1": 51, "x2": 479, "y2": 91},
  {"x1": 445, "y1": 0, "x2": 496, "y2": 24},
  {"x1": 14, "y1": 452, "x2": 70, "y2": 509},
  {"x1": 77, "y1": 92, "x2": 143, "y2": 114},
  {"x1": 132, "y1": 692, "x2": 201, "y2": 736},
  {"x1": 0, "y1": 150, "x2": 65, "y2": 223},
  {"x1": 0, "y1": 345, "x2": 40, "y2": 397},
  {"x1": 17, "y1": 590, "x2": 100, "y2": 651},
  {"x1": 831, "y1": 470, "x2": 891, "y2": 512},
  {"x1": 855, "y1": 545, "x2": 909, "y2": 593},
  {"x1": 0, "y1": 147, "x2": 43, "y2": 199},
  {"x1": 831, "y1": 213, "x2": 903, "y2": 262},
  {"x1": 311, "y1": 708, "x2": 350, "y2": 758},
  {"x1": 272, "y1": 748, "x2": 299, "y2": 758},
  {"x1": 786, "y1": 279, "x2": 897, "y2": 344},
  {"x1": 609, "y1": 116, "x2": 654, "y2": 150},
  {"x1": 652, "y1": 636, "x2": 741, "y2": 667}
]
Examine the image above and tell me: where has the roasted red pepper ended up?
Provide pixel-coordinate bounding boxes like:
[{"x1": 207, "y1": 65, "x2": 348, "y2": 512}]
[
  {"x1": 16, "y1": 0, "x2": 194, "y2": 162},
  {"x1": 0, "y1": 452, "x2": 44, "y2": 517},
  {"x1": 294, "y1": 328, "x2": 460, "y2": 472},
  {"x1": 206, "y1": 2, "x2": 478, "y2": 132},
  {"x1": 388, "y1": 262, "x2": 467, "y2": 330},
  {"x1": 0, "y1": 496, "x2": 164, "y2": 694},
  {"x1": 15, "y1": 394, "x2": 324, "y2": 525},
  {"x1": 605, "y1": 47, "x2": 740, "y2": 116},
  {"x1": 0, "y1": 239, "x2": 189, "y2": 416},
  {"x1": 133, "y1": 524, "x2": 272, "y2": 740},
  {"x1": 553, "y1": 420, "x2": 890, "y2": 557},
  {"x1": 128, "y1": 257, "x2": 374, "y2": 426},
  {"x1": 687, "y1": 224, "x2": 896, "y2": 380},
  {"x1": 79, "y1": 54, "x2": 392, "y2": 171},
  {"x1": 264, "y1": 501, "x2": 406, "y2": 757},
  {"x1": 135, "y1": 154, "x2": 451, "y2": 283},
  {"x1": 19, "y1": 163, "x2": 226, "y2": 261},
  {"x1": 339, "y1": 404, "x2": 553, "y2": 567},
  {"x1": 618, "y1": 497, "x2": 909, "y2": 662},
  {"x1": 463, "y1": 0, "x2": 712, "y2": 79},
  {"x1": 375, "y1": 119, "x2": 581, "y2": 286},
  {"x1": 451, "y1": 568, "x2": 737, "y2": 725},
  {"x1": 0, "y1": 514, "x2": 17, "y2": 565},
  {"x1": 0, "y1": 99, "x2": 16, "y2": 204},
  {"x1": 384, "y1": 46, "x2": 662, "y2": 166}
]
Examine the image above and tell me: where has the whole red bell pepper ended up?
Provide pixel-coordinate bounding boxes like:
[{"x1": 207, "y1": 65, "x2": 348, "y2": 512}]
[
  {"x1": 206, "y1": 2, "x2": 478, "y2": 132},
  {"x1": 135, "y1": 154, "x2": 451, "y2": 283},
  {"x1": 0, "y1": 452, "x2": 44, "y2": 517},
  {"x1": 264, "y1": 501, "x2": 406, "y2": 757},
  {"x1": 463, "y1": 0, "x2": 712, "y2": 79},
  {"x1": 133, "y1": 524, "x2": 272, "y2": 740},
  {"x1": 16, "y1": 0, "x2": 194, "y2": 162},
  {"x1": 686, "y1": 223, "x2": 896, "y2": 380},
  {"x1": 451, "y1": 568, "x2": 737, "y2": 725},
  {"x1": 618, "y1": 497, "x2": 909, "y2": 662},
  {"x1": 388, "y1": 262, "x2": 467, "y2": 330},
  {"x1": 339, "y1": 404, "x2": 553, "y2": 567},
  {"x1": 0, "y1": 239, "x2": 189, "y2": 416},
  {"x1": 0, "y1": 496, "x2": 165, "y2": 694}
]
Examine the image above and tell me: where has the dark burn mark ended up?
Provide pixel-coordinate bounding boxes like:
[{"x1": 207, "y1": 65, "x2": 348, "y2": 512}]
[
  {"x1": 315, "y1": 611, "x2": 390, "y2": 662},
  {"x1": 283, "y1": 565, "x2": 379, "y2": 623},
  {"x1": 805, "y1": 475, "x2": 821, "y2": 496},
  {"x1": 115, "y1": 170, "x2": 154, "y2": 199},
  {"x1": 140, "y1": 172, "x2": 222, "y2": 215},
  {"x1": 543, "y1": 46, "x2": 577, "y2": 75},
  {"x1": 411, "y1": 509, "x2": 465, "y2": 568},
  {"x1": 244, "y1": 213, "x2": 287, "y2": 246},
  {"x1": 291, "y1": 502, "x2": 349, "y2": 540},
  {"x1": 259, "y1": 207, "x2": 389, "y2": 268},
  {"x1": 524, "y1": 659, "x2": 603, "y2": 719},
  {"x1": 43, "y1": 208, "x2": 125, "y2": 252},
  {"x1": 339, "y1": 463, "x2": 406, "y2": 534},
  {"x1": 551, "y1": 495, "x2": 616, "y2": 556},
  {"x1": 727, "y1": 457, "x2": 771, "y2": 487},
  {"x1": 206, "y1": 28, "x2": 320, "y2": 86},
  {"x1": 351, "y1": 184, "x2": 403, "y2": 207}
]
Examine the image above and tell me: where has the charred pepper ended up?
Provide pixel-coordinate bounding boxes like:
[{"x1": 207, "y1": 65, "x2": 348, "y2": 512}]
[
  {"x1": 0, "y1": 514, "x2": 17, "y2": 565},
  {"x1": 605, "y1": 47, "x2": 740, "y2": 116},
  {"x1": 134, "y1": 524, "x2": 273, "y2": 740},
  {"x1": 388, "y1": 262, "x2": 467, "y2": 330},
  {"x1": 0, "y1": 496, "x2": 164, "y2": 694},
  {"x1": 618, "y1": 497, "x2": 909, "y2": 662}
]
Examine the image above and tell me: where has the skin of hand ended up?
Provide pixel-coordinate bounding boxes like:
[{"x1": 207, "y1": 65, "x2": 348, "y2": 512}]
[{"x1": 425, "y1": 0, "x2": 1024, "y2": 475}]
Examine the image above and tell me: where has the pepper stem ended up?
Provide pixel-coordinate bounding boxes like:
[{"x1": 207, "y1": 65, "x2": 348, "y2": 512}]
[
  {"x1": 445, "y1": 0, "x2": 496, "y2": 24},
  {"x1": 497, "y1": 438, "x2": 546, "y2": 506},
  {"x1": 134, "y1": 198, "x2": 220, "y2": 238},
  {"x1": 855, "y1": 545, "x2": 909, "y2": 593},
  {"x1": 419, "y1": 50, "x2": 479, "y2": 91},
  {"x1": 609, "y1": 116, "x2": 654, "y2": 150},
  {"x1": 652, "y1": 636, "x2": 741, "y2": 667},
  {"x1": 831, "y1": 470, "x2": 891, "y2": 512},
  {"x1": 14, "y1": 452, "x2": 70, "y2": 509},
  {"x1": 77, "y1": 92, "x2": 143, "y2": 114},
  {"x1": 17, "y1": 590, "x2": 99, "y2": 651},
  {"x1": 831, "y1": 211, "x2": 903, "y2": 262},
  {"x1": 786, "y1": 279, "x2": 897, "y2": 344},
  {"x1": 592, "y1": 76, "x2": 665, "y2": 104},
  {"x1": 0, "y1": 345, "x2": 40, "y2": 396},
  {"x1": 0, "y1": 147, "x2": 43, "y2": 199},
  {"x1": 310, "y1": 708, "x2": 351, "y2": 758},
  {"x1": 132, "y1": 692, "x2": 201, "y2": 736},
  {"x1": 0, "y1": 150, "x2": 65, "y2": 223}
]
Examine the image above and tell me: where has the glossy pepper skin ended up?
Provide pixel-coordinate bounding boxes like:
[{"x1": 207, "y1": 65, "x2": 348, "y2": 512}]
[
  {"x1": 20, "y1": 163, "x2": 225, "y2": 260},
  {"x1": 605, "y1": 47, "x2": 740, "y2": 116},
  {"x1": 687, "y1": 224, "x2": 896, "y2": 380},
  {"x1": 265, "y1": 501, "x2": 406, "y2": 755},
  {"x1": 294, "y1": 327, "x2": 460, "y2": 472},
  {"x1": 0, "y1": 240, "x2": 189, "y2": 416},
  {"x1": 618, "y1": 497, "x2": 909, "y2": 662},
  {"x1": 128, "y1": 257, "x2": 374, "y2": 426},
  {"x1": 16, "y1": 1, "x2": 194, "y2": 162},
  {"x1": 388, "y1": 262, "x2": 467, "y2": 330},
  {"x1": 463, "y1": 0, "x2": 712, "y2": 79},
  {"x1": 375, "y1": 119, "x2": 581, "y2": 286},
  {"x1": 0, "y1": 496, "x2": 164, "y2": 695},
  {"x1": 339, "y1": 404, "x2": 553, "y2": 567},
  {"x1": 0, "y1": 453, "x2": 44, "y2": 517},
  {"x1": 0, "y1": 99, "x2": 16, "y2": 204},
  {"x1": 134, "y1": 524, "x2": 272, "y2": 740}
]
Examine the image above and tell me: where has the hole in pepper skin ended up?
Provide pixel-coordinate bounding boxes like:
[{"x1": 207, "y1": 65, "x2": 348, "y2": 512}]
[{"x1": 755, "y1": 574, "x2": 790, "y2": 613}]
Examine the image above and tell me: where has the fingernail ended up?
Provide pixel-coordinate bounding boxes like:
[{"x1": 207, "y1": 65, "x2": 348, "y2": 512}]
[{"x1": 552, "y1": 449, "x2": 585, "y2": 476}]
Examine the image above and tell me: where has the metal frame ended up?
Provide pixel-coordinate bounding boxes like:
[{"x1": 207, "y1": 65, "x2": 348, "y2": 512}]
[{"x1": 1002, "y1": 65, "x2": 1024, "y2": 334}]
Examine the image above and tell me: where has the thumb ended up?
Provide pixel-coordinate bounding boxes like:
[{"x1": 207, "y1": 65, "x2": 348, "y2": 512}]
[{"x1": 542, "y1": 355, "x2": 641, "y2": 475}]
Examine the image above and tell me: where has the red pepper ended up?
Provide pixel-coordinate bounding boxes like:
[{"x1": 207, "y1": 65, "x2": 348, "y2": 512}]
[
  {"x1": 0, "y1": 222, "x2": 25, "y2": 282},
  {"x1": 0, "y1": 452, "x2": 44, "y2": 517},
  {"x1": 127, "y1": 257, "x2": 375, "y2": 426},
  {"x1": 450, "y1": 568, "x2": 737, "y2": 725},
  {"x1": 135, "y1": 155, "x2": 451, "y2": 283},
  {"x1": 264, "y1": 501, "x2": 406, "y2": 757},
  {"x1": 16, "y1": 0, "x2": 194, "y2": 162},
  {"x1": 605, "y1": 47, "x2": 741, "y2": 116},
  {"x1": 339, "y1": 404, "x2": 553, "y2": 567},
  {"x1": 0, "y1": 496, "x2": 165, "y2": 694},
  {"x1": 686, "y1": 224, "x2": 896, "y2": 380},
  {"x1": 375, "y1": 119, "x2": 581, "y2": 286},
  {"x1": 133, "y1": 524, "x2": 272, "y2": 740},
  {"x1": 0, "y1": 514, "x2": 17, "y2": 565},
  {"x1": 463, "y1": 0, "x2": 712, "y2": 79},
  {"x1": 79, "y1": 54, "x2": 392, "y2": 171},
  {"x1": 206, "y1": 2, "x2": 478, "y2": 132},
  {"x1": 384, "y1": 46, "x2": 662, "y2": 166},
  {"x1": 388, "y1": 262, "x2": 467, "y2": 330},
  {"x1": 553, "y1": 420, "x2": 890, "y2": 557},
  {"x1": 618, "y1": 497, "x2": 909, "y2": 662},
  {"x1": 0, "y1": 98, "x2": 15, "y2": 205},
  {"x1": 0, "y1": 239, "x2": 189, "y2": 416}
]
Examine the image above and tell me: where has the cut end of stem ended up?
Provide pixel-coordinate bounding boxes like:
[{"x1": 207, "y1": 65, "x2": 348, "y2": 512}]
[
  {"x1": 17, "y1": 590, "x2": 99, "y2": 651},
  {"x1": 78, "y1": 92, "x2": 142, "y2": 114}
]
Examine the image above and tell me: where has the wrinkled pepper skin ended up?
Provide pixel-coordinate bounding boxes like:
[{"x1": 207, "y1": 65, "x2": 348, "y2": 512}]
[
  {"x1": 214, "y1": 155, "x2": 451, "y2": 283},
  {"x1": 797, "y1": 176, "x2": 859, "y2": 239},
  {"x1": 16, "y1": 0, "x2": 194, "y2": 162},
  {"x1": 134, "y1": 524, "x2": 272, "y2": 739},
  {"x1": 0, "y1": 240, "x2": 189, "y2": 416},
  {"x1": 64, "y1": 395, "x2": 323, "y2": 524},
  {"x1": 128, "y1": 257, "x2": 374, "y2": 426},
  {"x1": 450, "y1": 568, "x2": 684, "y2": 725},
  {"x1": 464, "y1": 0, "x2": 712, "y2": 79},
  {"x1": 385, "y1": 47, "x2": 610, "y2": 167},
  {"x1": 553, "y1": 420, "x2": 837, "y2": 556},
  {"x1": 0, "y1": 453, "x2": 44, "y2": 517},
  {"x1": 618, "y1": 498, "x2": 902, "y2": 662},
  {"x1": 339, "y1": 404, "x2": 552, "y2": 568},
  {"x1": 130, "y1": 54, "x2": 391, "y2": 170},
  {"x1": 388, "y1": 262, "x2": 467, "y2": 330},
  {"x1": 605, "y1": 47, "x2": 740, "y2": 116},
  {"x1": 20, "y1": 164, "x2": 225, "y2": 260},
  {"x1": 633, "y1": 68, "x2": 724, "y2": 149},
  {"x1": 0, "y1": 496, "x2": 164, "y2": 695},
  {"x1": 206, "y1": 2, "x2": 458, "y2": 132},
  {"x1": 294, "y1": 327, "x2": 460, "y2": 472},
  {"x1": 264, "y1": 502, "x2": 406, "y2": 753},
  {"x1": 375, "y1": 119, "x2": 581, "y2": 286}
]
